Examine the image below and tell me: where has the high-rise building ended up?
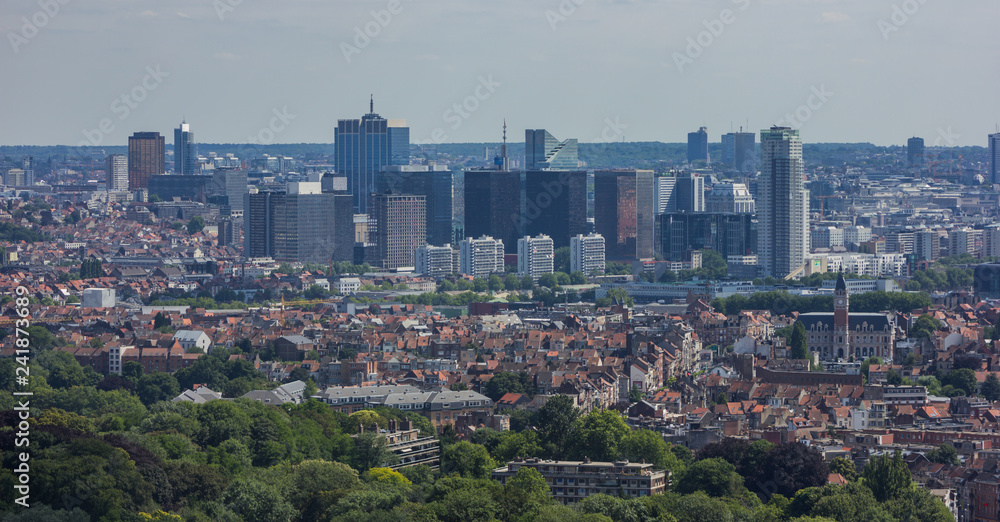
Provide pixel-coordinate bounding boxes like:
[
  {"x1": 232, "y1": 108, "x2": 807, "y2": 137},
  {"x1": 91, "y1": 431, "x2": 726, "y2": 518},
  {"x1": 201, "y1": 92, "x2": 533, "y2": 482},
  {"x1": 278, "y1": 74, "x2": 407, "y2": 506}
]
[
  {"x1": 523, "y1": 170, "x2": 587, "y2": 249},
  {"x1": 907, "y1": 137, "x2": 924, "y2": 167},
  {"x1": 128, "y1": 132, "x2": 165, "y2": 190},
  {"x1": 843, "y1": 226, "x2": 872, "y2": 247},
  {"x1": 378, "y1": 165, "x2": 453, "y2": 247},
  {"x1": 757, "y1": 127, "x2": 808, "y2": 278},
  {"x1": 517, "y1": 235, "x2": 554, "y2": 280},
  {"x1": 722, "y1": 131, "x2": 756, "y2": 172},
  {"x1": 658, "y1": 213, "x2": 755, "y2": 261},
  {"x1": 913, "y1": 230, "x2": 940, "y2": 261},
  {"x1": 368, "y1": 194, "x2": 426, "y2": 270},
  {"x1": 990, "y1": 133, "x2": 1000, "y2": 184},
  {"x1": 525, "y1": 129, "x2": 578, "y2": 170},
  {"x1": 334, "y1": 98, "x2": 410, "y2": 213},
  {"x1": 464, "y1": 169, "x2": 521, "y2": 254},
  {"x1": 654, "y1": 176, "x2": 677, "y2": 214},
  {"x1": 174, "y1": 121, "x2": 198, "y2": 175},
  {"x1": 106, "y1": 154, "x2": 128, "y2": 192},
  {"x1": 948, "y1": 228, "x2": 978, "y2": 257},
  {"x1": 570, "y1": 233, "x2": 605, "y2": 275},
  {"x1": 459, "y1": 236, "x2": 504, "y2": 279},
  {"x1": 212, "y1": 169, "x2": 249, "y2": 216},
  {"x1": 673, "y1": 172, "x2": 705, "y2": 213},
  {"x1": 594, "y1": 169, "x2": 655, "y2": 260},
  {"x1": 985, "y1": 226, "x2": 1000, "y2": 258},
  {"x1": 416, "y1": 244, "x2": 454, "y2": 279},
  {"x1": 706, "y1": 183, "x2": 755, "y2": 213},
  {"x1": 687, "y1": 127, "x2": 709, "y2": 164},
  {"x1": 4, "y1": 169, "x2": 26, "y2": 186},
  {"x1": 244, "y1": 182, "x2": 353, "y2": 263},
  {"x1": 20, "y1": 157, "x2": 35, "y2": 186}
]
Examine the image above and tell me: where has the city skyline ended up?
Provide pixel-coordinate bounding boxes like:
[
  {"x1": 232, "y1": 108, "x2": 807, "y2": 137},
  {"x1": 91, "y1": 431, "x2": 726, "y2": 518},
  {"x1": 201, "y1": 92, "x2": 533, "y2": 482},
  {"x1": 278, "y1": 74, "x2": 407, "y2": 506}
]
[{"x1": 2, "y1": 0, "x2": 997, "y2": 147}]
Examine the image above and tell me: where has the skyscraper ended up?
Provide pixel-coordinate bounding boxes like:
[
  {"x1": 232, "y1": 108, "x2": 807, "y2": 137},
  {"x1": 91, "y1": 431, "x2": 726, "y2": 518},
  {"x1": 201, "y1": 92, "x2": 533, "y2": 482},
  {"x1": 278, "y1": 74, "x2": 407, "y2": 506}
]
[
  {"x1": 464, "y1": 169, "x2": 521, "y2": 254},
  {"x1": 570, "y1": 233, "x2": 605, "y2": 275},
  {"x1": 368, "y1": 193, "x2": 426, "y2": 269},
  {"x1": 105, "y1": 154, "x2": 128, "y2": 192},
  {"x1": 721, "y1": 131, "x2": 756, "y2": 172},
  {"x1": 673, "y1": 172, "x2": 705, "y2": 213},
  {"x1": 174, "y1": 121, "x2": 198, "y2": 175},
  {"x1": 907, "y1": 137, "x2": 925, "y2": 167},
  {"x1": 525, "y1": 129, "x2": 579, "y2": 169},
  {"x1": 654, "y1": 176, "x2": 677, "y2": 214},
  {"x1": 416, "y1": 244, "x2": 454, "y2": 279},
  {"x1": 757, "y1": 127, "x2": 808, "y2": 278},
  {"x1": 378, "y1": 165, "x2": 453, "y2": 247},
  {"x1": 335, "y1": 98, "x2": 410, "y2": 213},
  {"x1": 706, "y1": 183, "x2": 755, "y2": 213},
  {"x1": 459, "y1": 236, "x2": 505, "y2": 278},
  {"x1": 20, "y1": 157, "x2": 35, "y2": 186},
  {"x1": 517, "y1": 235, "x2": 554, "y2": 280},
  {"x1": 128, "y1": 132, "x2": 165, "y2": 190},
  {"x1": 212, "y1": 169, "x2": 249, "y2": 216},
  {"x1": 594, "y1": 169, "x2": 655, "y2": 260},
  {"x1": 523, "y1": 170, "x2": 588, "y2": 248},
  {"x1": 990, "y1": 133, "x2": 1000, "y2": 184},
  {"x1": 244, "y1": 182, "x2": 353, "y2": 263},
  {"x1": 687, "y1": 127, "x2": 709, "y2": 164}
]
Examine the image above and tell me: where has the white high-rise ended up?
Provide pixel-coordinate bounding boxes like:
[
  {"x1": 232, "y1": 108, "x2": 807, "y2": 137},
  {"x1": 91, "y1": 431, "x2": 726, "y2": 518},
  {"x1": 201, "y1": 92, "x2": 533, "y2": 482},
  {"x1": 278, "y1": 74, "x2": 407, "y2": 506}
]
[
  {"x1": 654, "y1": 176, "x2": 677, "y2": 214},
  {"x1": 416, "y1": 244, "x2": 454, "y2": 279},
  {"x1": 106, "y1": 154, "x2": 128, "y2": 191},
  {"x1": 571, "y1": 233, "x2": 605, "y2": 275},
  {"x1": 517, "y1": 235, "x2": 554, "y2": 280},
  {"x1": 757, "y1": 127, "x2": 808, "y2": 278},
  {"x1": 459, "y1": 236, "x2": 504, "y2": 279}
]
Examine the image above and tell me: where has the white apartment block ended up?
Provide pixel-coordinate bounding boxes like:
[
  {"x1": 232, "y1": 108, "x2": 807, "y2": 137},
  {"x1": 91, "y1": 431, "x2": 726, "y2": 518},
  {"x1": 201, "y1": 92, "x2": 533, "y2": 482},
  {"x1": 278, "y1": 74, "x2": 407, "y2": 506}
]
[
  {"x1": 948, "y1": 228, "x2": 979, "y2": 257},
  {"x1": 844, "y1": 226, "x2": 872, "y2": 246},
  {"x1": 416, "y1": 244, "x2": 455, "y2": 279},
  {"x1": 459, "y1": 236, "x2": 504, "y2": 279},
  {"x1": 517, "y1": 235, "x2": 554, "y2": 280},
  {"x1": 820, "y1": 253, "x2": 906, "y2": 277},
  {"x1": 109, "y1": 345, "x2": 134, "y2": 375},
  {"x1": 571, "y1": 233, "x2": 606, "y2": 275}
]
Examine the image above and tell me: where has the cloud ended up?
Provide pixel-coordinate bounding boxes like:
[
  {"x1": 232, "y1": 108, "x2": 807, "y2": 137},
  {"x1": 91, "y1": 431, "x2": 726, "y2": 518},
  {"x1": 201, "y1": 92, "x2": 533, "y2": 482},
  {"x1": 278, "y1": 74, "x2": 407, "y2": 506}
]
[{"x1": 821, "y1": 12, "x2": 850, "y2": 23}]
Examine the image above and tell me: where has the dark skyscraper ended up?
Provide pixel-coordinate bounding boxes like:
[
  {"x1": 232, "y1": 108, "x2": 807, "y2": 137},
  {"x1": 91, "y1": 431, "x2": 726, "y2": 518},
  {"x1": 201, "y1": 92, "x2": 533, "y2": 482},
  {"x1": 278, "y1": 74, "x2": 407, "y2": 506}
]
[
  {"x1": 722, "y1": 130, "x2": 756, "y2": 172},
  {"x1": 378, "y1": 165, "x2": 453, "y2": 247},
  {"x1": 334, "y1": 97, "x2": 410, "y2": 214},
  {"x1": 464, "y1": 169, "x2": 521, "y2": 255},
  {"x1": 594, "y1": 169, "x2": 655, "y2": 260},
  {"x1": 128, "y1": 132, "x2": 165, "y2": 190},
  {"x1": 658, "y1": 212, "x2": 756, "y2": 261},
  {"x1": 523, "y1": 170, "x2": 587, "y2": 249},
  {"x1": 174, "y1": 121, "x2": 197, "y2": 175},
  {"x1": 244, "y1": 182, "x2": 353, "y2": 263},
  {"x1": 212, "y1": 169, "x2": 249, "y2": 216},
  {"x1": 673, "y1": 172, "x2": 705, "y2": 213},
  {"x1": 907, "y1": 137, "x2": 925, "y2": 167},
  {"x1": 687, "y1": 127, "x2": 709, "y2": 163},
  {"x1": 990, "y1": 133, "x2": 1000, "y2": 184}
]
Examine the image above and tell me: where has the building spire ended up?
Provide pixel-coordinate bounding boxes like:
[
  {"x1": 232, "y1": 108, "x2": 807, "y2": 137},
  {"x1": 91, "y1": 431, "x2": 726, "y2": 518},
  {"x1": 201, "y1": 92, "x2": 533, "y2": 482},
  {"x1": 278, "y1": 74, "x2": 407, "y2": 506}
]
[
  {"x1": 370, "y1": 94, "x2": 374, "y2": 114},
  {"x1": 501, "y1": 119, "x2": 508, "y2": 171}
]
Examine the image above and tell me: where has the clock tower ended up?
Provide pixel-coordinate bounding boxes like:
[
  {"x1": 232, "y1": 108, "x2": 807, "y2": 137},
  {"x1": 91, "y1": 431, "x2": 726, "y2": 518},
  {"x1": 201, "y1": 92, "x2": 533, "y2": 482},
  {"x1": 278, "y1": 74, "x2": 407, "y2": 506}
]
[{"x1": 834, "y1": 272, "x2": 850, "y2": 359}]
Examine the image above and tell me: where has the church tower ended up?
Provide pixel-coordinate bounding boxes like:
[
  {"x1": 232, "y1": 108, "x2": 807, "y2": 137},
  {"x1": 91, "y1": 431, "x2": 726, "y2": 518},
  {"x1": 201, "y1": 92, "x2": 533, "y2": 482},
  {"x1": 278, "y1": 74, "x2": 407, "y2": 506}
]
[{"x1": 834, "y1": 272, "x2": 850, "y2": 359}]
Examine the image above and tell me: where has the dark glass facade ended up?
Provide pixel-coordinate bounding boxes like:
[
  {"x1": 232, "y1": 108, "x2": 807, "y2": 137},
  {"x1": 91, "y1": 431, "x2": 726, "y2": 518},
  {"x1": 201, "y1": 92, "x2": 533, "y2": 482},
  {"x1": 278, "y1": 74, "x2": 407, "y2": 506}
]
[
  {"x1": 128, "y1": 132, "x2": 165, "y2": 190},
  {"x1": 594, "y1": 170, "x2": 655, "y2": 260},
  {"x1": 245, "y1": 190, "x2": 353, "y2": 263},
  {"x1": 658, "y1": 213, "x2": 756, "y2": 261},
  {"x1": 335, "y1": 110, "x2": 410, "y2": 214},
  {"x1": 148, "y1": 175, "x2": 212, "y2": 202},
  {"x1": 377, "y1": 167, "x2": 453, "y2": 247},
  {"x1": 523, "y1": 170, "x2": 587, "y2": 249},
  {"x1": 464, "y1": 170, "x2": 521, "y2": 254}
]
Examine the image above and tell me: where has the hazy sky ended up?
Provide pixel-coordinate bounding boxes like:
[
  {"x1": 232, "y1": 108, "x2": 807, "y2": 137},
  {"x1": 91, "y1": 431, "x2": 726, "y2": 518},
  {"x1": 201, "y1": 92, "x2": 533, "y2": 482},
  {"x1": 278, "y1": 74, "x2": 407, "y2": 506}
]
[{"x1": 2, "y1": 0, "x2": 997, "y2": 147}]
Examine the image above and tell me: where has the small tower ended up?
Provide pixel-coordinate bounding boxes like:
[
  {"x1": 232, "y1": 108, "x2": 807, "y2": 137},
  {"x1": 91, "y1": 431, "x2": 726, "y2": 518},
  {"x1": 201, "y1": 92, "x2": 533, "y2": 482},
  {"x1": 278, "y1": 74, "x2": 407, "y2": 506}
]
[{"x1": 833, "y1": 271, "x2": 850, "y2": 359}]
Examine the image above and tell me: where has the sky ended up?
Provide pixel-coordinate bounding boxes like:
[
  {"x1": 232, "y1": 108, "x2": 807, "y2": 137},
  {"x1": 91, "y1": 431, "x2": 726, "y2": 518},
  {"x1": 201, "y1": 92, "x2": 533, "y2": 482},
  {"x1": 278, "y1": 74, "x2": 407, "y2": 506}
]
[{"x1": 1, "y1": 0, "x2": 997, "y2": 147}]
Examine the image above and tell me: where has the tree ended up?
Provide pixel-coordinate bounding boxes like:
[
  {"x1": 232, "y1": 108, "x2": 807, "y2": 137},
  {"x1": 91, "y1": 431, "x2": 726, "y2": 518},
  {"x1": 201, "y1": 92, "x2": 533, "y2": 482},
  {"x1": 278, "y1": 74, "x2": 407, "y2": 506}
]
[
  {"x1": 983, "y1": 373, "x2": 1000, "y2": 401},
  {"x1": 520, "y1": 274, "x2": 535, "y2": 290},
  {"x1": 926, "y1": 443, "x2": 960, "y2": 466},
  {"x1": 675, "y1": 458, "x2": 745, "y2": 497},
  {"x1": 606, "y1": 287, "x2": 634, "y2": 307},
  {"x1": 553, "y1": 246, "x2": 571, "y2": 273},
  {"x1": 862, "y1": 450, "x2": 911, "y2": 503},
  {"x1": 618, "y1": 430, "x2": 684, "y2": 474},
  {"x1": 353, "y1": 432, "x2": 397, "y2": 471},
  {"x1": 790, "y1": 321, "x2": 809, "y2": 360},
  {"x1": 910, "y1": 314, "x2": 941, "y2": 339},
  {"x1": 153, "y1": 312, "x2": 171, "y2": 330},
  {"x1": 628, "y1": 387, "x2": 644, "y2": 404},
  {"x1": 753, "y1": 442, "x2": 829, "y2": 499},
  {"x1": 570, "y1": 271, "x2": 586, "y2": 284},
  {"x1": 504, "y1": 273, "x2": 520, "y2": 291},
  {"x1": 473, "y1": 278, "x2": 488, "y2": 293},
  {"x1": 221, "y1": 477, "x2": 297, "y2": 522},
  {"x1": 943, "y1": 368, "x2": 978, "y2": 396},
  {"x1": 828, "y1": 456, "x2": 858, "y2": 481},
  {"x1": 569, "y1": 409, "x2": 630, "y2": 462},
  {"x1": 136, "y1": 372, "x2": 180, "y2": 406},
  {"x1": 886, "y1": 369, "x2": 903, "y2": 385},
  {"x1": 441, "y1": 441, "x2": 497, "y2": 479},
  {"x1": 187, "y1": 216, "x2": 206, "y2": 235},
  {"x1": 484, "y1": 371, "x2": 530, "y2": 402},
  {"x1": 535, "y1": 395, "x2": 580, "y2": 457},
  {"x1": 538, "y1": 273, "x2": 558, "y2": 289}
]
